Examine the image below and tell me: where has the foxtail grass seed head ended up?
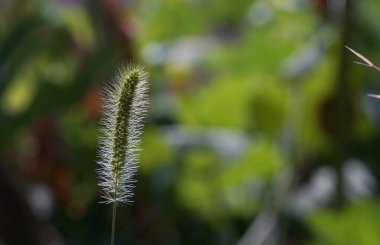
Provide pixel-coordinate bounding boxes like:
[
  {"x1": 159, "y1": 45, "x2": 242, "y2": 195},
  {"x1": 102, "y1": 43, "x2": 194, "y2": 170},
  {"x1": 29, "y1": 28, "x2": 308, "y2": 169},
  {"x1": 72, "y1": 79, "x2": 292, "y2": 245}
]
[{"x1": 97, "y1": 65, "x2": 149, "y2": 204}]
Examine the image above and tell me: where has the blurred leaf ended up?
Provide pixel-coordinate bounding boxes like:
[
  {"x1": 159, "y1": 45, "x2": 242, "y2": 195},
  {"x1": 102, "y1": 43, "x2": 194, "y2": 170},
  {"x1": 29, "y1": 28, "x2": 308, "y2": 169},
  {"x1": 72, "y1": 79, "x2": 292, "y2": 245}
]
[
  {"x1": 308, "y1": 200, "x2": 380, "y2": 245},
  {"x1": 140, "y1": 128, "x2": 173, "y2": 172}
]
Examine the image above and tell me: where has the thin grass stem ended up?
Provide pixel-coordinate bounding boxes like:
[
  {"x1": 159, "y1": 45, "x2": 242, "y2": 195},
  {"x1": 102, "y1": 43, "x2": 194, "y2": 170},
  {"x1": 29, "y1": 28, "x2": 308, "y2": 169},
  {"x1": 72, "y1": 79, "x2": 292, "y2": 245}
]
[{"x1": 111, "y1": 202, "x2": 116, "y2": 245}]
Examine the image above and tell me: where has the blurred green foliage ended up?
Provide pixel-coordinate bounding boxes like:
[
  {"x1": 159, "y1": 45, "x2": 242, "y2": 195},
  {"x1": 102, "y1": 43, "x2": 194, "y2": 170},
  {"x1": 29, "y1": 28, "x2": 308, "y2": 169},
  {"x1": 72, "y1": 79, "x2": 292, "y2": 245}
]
[
  {"x1": 309, "y1": 200, "x2": 380, "y2": 245},
  {"x1": 2, "y1": 0, "x2": 380, "y2": 244}
]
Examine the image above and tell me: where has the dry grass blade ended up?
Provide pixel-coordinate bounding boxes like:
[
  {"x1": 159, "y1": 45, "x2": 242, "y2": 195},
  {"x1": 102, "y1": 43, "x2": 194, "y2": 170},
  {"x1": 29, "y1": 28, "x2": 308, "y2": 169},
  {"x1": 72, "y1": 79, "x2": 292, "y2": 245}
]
[
  {"x1": 346, "y1": 46, "x2": 380, "y2": 72},
  {"x1": 346, "y1": 46, "x2": 380, "y2": 99},
  {"x1": 368, "y1": 94, "x2": 380, "y2": 99}
]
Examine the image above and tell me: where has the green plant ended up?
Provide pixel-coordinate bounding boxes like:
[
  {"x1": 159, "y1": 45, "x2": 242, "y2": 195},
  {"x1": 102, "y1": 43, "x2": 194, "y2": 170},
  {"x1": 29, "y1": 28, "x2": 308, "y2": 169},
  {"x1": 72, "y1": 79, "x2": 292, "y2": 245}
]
[{"x1": 97, "y1": 65, "x2": 149, "y2": 245}]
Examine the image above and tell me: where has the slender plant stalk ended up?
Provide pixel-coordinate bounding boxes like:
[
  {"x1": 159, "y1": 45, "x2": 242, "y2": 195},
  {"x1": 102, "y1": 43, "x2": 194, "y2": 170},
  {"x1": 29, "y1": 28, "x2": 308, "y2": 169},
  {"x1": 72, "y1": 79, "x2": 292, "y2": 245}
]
[
  {"x1": 111, "y1": 202, "x2": 116, "y2": 245},
  {"x1": 97, "y1": 65, "x2": 149, "y2": 244}
]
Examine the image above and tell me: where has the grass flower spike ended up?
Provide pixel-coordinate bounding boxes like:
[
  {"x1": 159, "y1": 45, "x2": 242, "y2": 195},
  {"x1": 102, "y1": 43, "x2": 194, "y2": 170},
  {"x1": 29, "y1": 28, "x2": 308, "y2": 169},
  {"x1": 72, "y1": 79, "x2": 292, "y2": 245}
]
[{"x1": 97, "y1": 65, "x2": 149, "y2": 244}]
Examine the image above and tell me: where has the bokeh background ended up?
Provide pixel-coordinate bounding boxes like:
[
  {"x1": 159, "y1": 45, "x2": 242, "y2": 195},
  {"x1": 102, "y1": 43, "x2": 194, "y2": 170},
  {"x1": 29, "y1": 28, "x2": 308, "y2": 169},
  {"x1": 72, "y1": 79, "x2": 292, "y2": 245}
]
[{"x1": 1, "y1": 0, "x2": 380, "y2": 244}]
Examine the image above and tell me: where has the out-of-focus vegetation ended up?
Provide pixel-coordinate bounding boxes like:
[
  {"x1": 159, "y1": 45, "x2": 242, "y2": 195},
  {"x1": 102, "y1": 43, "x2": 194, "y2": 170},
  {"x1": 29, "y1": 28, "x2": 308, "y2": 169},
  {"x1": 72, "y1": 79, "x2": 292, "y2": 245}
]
[{"x1": 1, "y1": 0, "x2": 380, "y2": 244}]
